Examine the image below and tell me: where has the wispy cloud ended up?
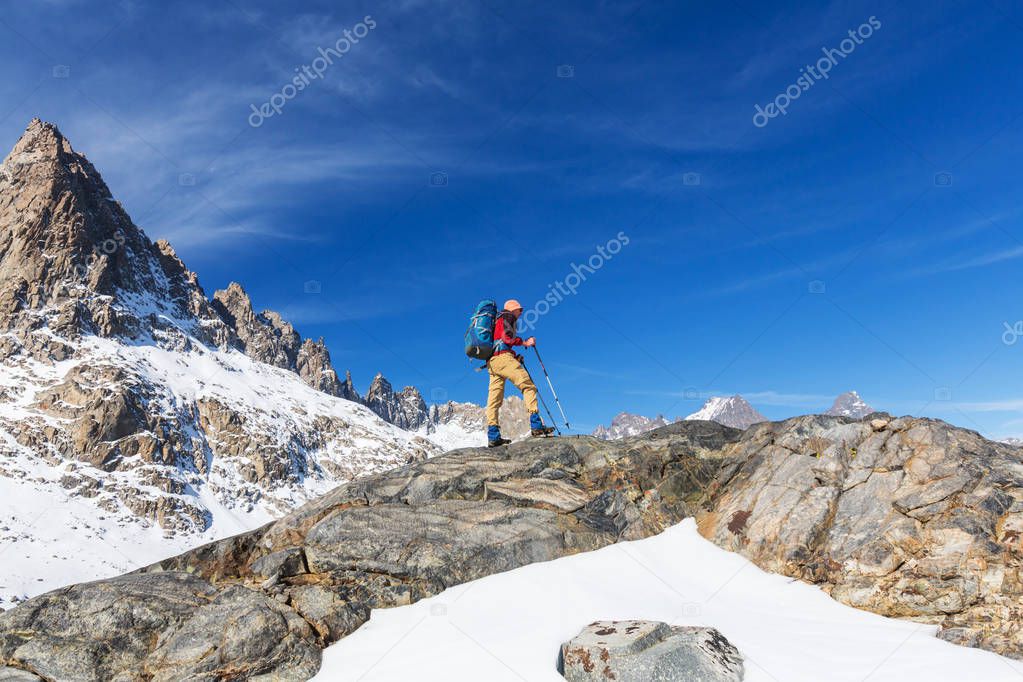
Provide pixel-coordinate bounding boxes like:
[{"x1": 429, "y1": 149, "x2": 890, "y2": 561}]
[
  {"x1": 624, "y1": 388, "x2": 835, "y2": 409},
  {"x1": 742, "y1": 390, "x2": 834, "y2": 407},
  {"x1": 953, "y1": 397, "x2": 1023, "y2": 412},
  {"x1": 909, "y1": 243, "x2": 1023, "y2": 277}
]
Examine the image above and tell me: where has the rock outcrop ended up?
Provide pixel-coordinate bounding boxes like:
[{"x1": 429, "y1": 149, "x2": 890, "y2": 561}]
[
  {"x1": 2, "y1": 411, "x2": 1020, "y2": 677},
  {"x1": 559, "y1": 621, "x2": 744, "y2": 682},
  {"x1": 698, "y1": 414, "x2": 1023, "y2": 659},
  {"x1": 0, "y1": 421, "x2": 739, "y2": 680}
]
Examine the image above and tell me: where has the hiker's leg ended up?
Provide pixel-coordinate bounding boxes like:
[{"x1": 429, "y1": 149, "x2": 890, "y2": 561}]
[
  {"x1": 504, "y1": 358, "x2": 539, "y2": 414},
  {"x1": 486, "y1": 362, "x2": 505, "y2": 428}
]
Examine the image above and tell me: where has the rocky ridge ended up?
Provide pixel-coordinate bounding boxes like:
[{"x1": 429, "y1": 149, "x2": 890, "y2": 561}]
[
  {"x1": 1, "y1": 413, "x2": 1021, "y2": 679},
  {"x1": 0, "y1": 420, "x2": 738, "y2": 680}
]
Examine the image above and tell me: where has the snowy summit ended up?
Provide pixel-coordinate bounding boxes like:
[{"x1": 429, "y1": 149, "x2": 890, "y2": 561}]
[
  {"x1": 825, "y1": 391, "x2": 875, "y2": 418},
  {"x1": 684, "y1": 395, "x2": 767, "y2": 430}
]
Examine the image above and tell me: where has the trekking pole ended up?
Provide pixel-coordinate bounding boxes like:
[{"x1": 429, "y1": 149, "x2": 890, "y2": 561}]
[
  {"x1": 524, "y1": 363, "x2": 562, "y2": 435},
  {"x1": 531, "y1": 346, "x2": 570, "y2": 429}
]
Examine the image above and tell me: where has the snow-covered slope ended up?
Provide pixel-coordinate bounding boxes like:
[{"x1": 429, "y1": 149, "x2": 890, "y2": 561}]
[
  {"x1": 315, "y1": 519, "x2": 1022, "y2": 681},
  {"x1": 0, "y1": 335, "x2": 438, "y2": 608},
  {"x1": 825, "y1": 390, "x2": 874, "y2": 418},
  {"x1": 685, "y1": 395, "x2": 766, "y2": 430}
]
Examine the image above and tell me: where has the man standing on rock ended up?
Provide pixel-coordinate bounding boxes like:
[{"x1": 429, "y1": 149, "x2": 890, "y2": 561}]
[{"x1": 487, "y1": 299, "x2": 555, "y2": 447}]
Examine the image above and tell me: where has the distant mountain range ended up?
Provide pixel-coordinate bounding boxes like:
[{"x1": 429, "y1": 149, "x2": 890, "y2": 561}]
[
  {"x1": 592, "y1": 391, "x2": 876, "y2": 439},
  {"x1": 592, "y1": 413, "x2": 671, "y2": 440}
]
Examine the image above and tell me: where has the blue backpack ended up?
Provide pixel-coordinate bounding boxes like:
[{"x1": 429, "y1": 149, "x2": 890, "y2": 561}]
[{"x1": 465, "y1": 299, "x2": 498, "y2": 360}]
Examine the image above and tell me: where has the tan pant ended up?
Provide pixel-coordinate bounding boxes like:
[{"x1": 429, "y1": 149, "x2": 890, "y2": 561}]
[{"x1": 486, "y1": 352, "x2": 538, "y2": 426}]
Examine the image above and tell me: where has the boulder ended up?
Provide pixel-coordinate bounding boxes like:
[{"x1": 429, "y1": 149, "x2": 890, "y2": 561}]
[
  {"x1": 559, "y1": 620, "x2": 743, "y2": 681},
  {"x1": 697, "y1": 414, "x2": 1023, "y2": 659}
]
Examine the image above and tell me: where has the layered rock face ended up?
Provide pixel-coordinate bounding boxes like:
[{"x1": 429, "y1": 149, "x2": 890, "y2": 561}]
[
  {"x1": 699, "y1": 414, "x2": 1023, "y2": 658},
  {"x1": 0, "y1": 421, "x2": 737, "y2": 680},
  {"x1": 3, "y1": 414, "x2": 1020, "y2": 679}
]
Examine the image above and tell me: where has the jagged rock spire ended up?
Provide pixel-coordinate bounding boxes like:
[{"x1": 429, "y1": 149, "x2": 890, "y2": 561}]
[{"x1": 364, "y1": 373, "x2": 428, "y2": 430}]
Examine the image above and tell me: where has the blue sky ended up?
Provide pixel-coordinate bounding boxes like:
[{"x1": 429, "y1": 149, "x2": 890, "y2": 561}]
[{"x1": 1, "y1": 0, "x2": 1022, "y2": 436}]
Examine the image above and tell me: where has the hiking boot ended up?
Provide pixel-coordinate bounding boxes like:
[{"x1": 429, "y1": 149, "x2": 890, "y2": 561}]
[
  {"x1": 488, "y1": 437, "x2": 512, "y2": 448},
  {"x1": 530, "y1": 426, "x2": 555, "y2": 437}
]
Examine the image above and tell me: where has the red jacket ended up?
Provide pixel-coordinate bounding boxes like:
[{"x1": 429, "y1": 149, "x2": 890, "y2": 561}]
[{"x1": 492, "y1": 311, "x2": 524, "y2": 356}]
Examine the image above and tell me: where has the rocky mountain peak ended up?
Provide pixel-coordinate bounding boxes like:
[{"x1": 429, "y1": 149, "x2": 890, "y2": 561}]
[
  {"x1": 825, "y1": 390, "x2": 874, "y2": 418},
  {"x1": 0, "y1": 119, "x2": 234, "y2": 347},
  {"x1": 363, "y1": 373, "x2": 428, "y2": 430},
  {"x1": 684, "y1": 395, "x2": 766, "y2": 430},
  {"x1": 0, "y1": 121, "x2": 480, "y2": 441}
]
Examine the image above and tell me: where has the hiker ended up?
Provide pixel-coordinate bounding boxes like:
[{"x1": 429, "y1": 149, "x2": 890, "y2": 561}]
[{"x1": 486, "y1": 299, "x2": 555, "y2": 446}]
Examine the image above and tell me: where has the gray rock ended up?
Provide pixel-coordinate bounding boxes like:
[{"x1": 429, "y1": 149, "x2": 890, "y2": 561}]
[
  {"x1": 0, "y1": 667, "x2": 44, "y2": 681},
  {"x1": 288, "y1": 584, "x2": 369, "y2": 642},
  {"x1": 697, "y1": 413, "x2": 1023, "y2": 659},
  {"x1": 363, "y1": 373, "x2": 429, "y2": 430},
  {"x1": 0, "y1": 572, "x2": 216, "y2": 682},
  {"x1": 484, "y1": 477, "x2": 593, "y2": 511},
  {"x1": 560, "y1": 621, "x2": 743, "y2": 682},
  {"x1": 249, "y1": 547, "x2": 308, "y2": 580},
  {"x1": 146, "y1": 584, "x2": 320, "y2": 681}
]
